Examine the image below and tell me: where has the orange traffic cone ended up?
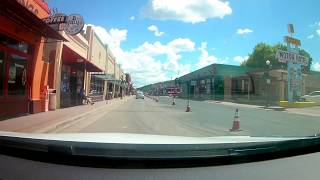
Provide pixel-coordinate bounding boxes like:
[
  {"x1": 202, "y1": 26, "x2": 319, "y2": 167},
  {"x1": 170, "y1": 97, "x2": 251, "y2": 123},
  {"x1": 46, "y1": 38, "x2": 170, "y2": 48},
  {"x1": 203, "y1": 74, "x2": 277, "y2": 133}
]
[{"x1": 230, "y1": 108, "x2": 241, "y2": 131}]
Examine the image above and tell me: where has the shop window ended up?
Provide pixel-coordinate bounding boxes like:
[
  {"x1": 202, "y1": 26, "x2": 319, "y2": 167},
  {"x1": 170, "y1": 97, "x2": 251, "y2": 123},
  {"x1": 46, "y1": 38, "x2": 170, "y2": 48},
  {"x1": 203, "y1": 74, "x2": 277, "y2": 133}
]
[
  {"x1": 0, "y1": 51, "x2": 5, "y2": 96},
  {"x1": 8, "y1": 55, "x2": 27, "y2": 96},
  {"x1": 61, "y1": 65, "x2": 71, "y2": 93},
  {"x1": 0, "y1": 32, "x2": 32, "y2": 54}
]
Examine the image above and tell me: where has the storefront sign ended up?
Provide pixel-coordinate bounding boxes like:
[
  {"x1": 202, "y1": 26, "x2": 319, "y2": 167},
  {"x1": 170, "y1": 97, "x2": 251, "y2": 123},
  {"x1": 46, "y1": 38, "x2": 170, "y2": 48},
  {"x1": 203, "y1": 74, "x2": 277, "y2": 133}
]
[
  {"x1": 276, "y1": 50, "x2": 309, "y2": 66},
  {"x1": 16, "y1": 0, "x2": 50, "y2": 18},
  {"x1": 284, "y1": 36, "x2": 301, "y2": 46},
  {"x1": 190, "y1": 81, "x2": 197, "y2": 86},
  {"x1": 42, "y1": 14, "x2": 84, "y2": 35},
  {"x1": 65, "y1": 14, "x2": 84, "y2": 35},
  {"x1": 43, "y1": 14, "x2": 66, "y2": 24}
]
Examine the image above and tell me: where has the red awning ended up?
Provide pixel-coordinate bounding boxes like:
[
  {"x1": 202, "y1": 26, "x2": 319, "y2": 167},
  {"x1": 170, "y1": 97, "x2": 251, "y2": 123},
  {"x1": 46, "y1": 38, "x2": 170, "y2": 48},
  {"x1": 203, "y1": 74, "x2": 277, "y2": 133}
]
[
  {"x1": 0, "y1": 0, "x2": 66, "y2": 41},
  {"x1": 62, "y1": 45, "x2": 103, "y2": 72}
]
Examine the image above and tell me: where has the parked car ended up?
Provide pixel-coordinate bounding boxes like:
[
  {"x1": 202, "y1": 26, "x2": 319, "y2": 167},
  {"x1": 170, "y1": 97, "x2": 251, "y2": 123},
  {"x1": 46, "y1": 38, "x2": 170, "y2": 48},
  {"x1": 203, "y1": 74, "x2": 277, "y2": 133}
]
[
  {"x1": 301, "y1": 91, "x2": 320, "y2": 105},
  {"x1": 136, "y1": 91, "x2": 145, "y2": 99}
]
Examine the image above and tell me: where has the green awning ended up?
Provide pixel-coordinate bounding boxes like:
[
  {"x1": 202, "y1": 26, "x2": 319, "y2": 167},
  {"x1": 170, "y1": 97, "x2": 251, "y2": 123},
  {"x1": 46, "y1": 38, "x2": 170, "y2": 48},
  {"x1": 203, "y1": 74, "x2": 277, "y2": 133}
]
[{"x1": 92, "y1": 74, "x2": 115, "y2": 81}]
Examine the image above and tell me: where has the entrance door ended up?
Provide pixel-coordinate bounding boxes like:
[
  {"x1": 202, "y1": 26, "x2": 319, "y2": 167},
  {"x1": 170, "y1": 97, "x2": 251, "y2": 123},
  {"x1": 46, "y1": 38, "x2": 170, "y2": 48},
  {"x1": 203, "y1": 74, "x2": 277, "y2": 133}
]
[
  {"x1": 0, "y1": 49, "x2": 29, "y2": 118},
  {"x1": 0, "y1": 51, "x2": 4, "y2": 98},
  {"x1": 70, "y1": 76, "x2": 77, "y2": 105}
]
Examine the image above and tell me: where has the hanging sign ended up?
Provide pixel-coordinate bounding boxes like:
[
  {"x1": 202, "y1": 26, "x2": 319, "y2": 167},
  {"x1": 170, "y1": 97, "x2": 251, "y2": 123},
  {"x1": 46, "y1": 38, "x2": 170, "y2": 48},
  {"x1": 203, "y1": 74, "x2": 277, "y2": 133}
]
[{"x1": 42, "y1": 13, "x2": 84, "y2": 35}]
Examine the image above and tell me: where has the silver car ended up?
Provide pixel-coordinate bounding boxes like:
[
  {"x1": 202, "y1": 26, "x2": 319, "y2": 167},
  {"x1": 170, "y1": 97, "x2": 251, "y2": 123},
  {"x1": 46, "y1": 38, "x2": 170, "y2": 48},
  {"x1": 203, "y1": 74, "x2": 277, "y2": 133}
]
[
  {"x1": 301, "y1": 91, "x2": 320, "y2": 105},
  {"x1": 136, "y1": 91, "x2": 145, "y2": 99}
]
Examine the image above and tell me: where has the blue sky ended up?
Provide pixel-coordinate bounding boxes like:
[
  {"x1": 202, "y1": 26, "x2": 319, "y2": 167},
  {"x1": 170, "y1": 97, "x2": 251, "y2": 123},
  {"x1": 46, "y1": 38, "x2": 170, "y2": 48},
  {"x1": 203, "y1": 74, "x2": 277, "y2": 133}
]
[{"x1": 48, "y1": 0, "x2": 320, "y2": 87}]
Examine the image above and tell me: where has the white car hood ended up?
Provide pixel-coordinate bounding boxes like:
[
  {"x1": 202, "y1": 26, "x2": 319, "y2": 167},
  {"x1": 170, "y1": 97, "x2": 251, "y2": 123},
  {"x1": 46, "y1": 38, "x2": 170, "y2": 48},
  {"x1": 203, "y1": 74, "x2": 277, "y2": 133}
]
[{"x1": 0, "y1": 131, "x2": 305, "y2": 144}]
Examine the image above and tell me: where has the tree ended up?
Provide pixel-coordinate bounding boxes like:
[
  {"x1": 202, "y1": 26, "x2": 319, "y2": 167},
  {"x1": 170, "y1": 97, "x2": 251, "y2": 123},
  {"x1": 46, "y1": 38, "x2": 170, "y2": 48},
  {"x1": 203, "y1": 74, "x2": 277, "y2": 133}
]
[{"x1": 242, "y1": 43, "x2": 313, "y2": 73}]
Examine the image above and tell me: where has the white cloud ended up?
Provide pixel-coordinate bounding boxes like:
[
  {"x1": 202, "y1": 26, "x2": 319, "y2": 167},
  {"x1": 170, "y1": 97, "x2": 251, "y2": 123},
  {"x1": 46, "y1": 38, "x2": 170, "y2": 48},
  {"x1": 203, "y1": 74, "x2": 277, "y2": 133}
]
[
  {"x1": 85, "y1": 24, "x2": 194, "y2": 87},
  {"x1": 317, "y1": 29, "x2": 320, "y2": 36},
  {"x1": 237, "y1": 28, "x2": 253, "y2": 35},
  {"x1": 196, "y1": 42, "x2": 218, "y2": 69},
  {"x1": 130, "y1": 16, "x2": 135, "y2": 20},
  {"x1": 141, "y1": 0, "x2": 232, "y2": 24},
  {"x1": 313, "y1": 62, "x2": 320, "y2": 71},
  {"x1": 307, "y1": 34, "x2": 314, "y2": 39},
  {"x1": 147, "y1": 25, "x2": 165, "y2": 37},
  {"x1": 233, "y1": 56, "x2": 249, "y2": 64},
  {"x1": 84, "y1": 24, "x2": 127, "y2": 50}
]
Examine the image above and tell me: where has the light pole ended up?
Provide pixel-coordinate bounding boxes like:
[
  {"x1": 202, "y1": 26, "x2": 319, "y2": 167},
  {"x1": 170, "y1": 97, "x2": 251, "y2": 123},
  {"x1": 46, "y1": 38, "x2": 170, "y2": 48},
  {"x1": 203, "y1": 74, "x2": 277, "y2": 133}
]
[{"x1": 265, "y1": 60, "x2": 272, "y2": 108}]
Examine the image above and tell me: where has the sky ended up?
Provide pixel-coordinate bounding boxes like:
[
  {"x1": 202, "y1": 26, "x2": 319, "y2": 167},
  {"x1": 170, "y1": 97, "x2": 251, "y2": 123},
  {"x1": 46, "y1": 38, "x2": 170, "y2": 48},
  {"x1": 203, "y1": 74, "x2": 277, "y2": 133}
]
[{"x1": 48, "y1": 0, "x2": 320, "y2": 87}]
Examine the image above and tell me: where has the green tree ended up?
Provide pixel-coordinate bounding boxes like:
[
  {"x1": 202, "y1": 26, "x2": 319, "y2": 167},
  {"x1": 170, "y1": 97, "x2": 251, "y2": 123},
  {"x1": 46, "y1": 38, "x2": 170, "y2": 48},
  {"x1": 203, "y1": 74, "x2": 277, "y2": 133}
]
[{"x1": 242, "y1": 43, "x2": 312, "y2": 73}]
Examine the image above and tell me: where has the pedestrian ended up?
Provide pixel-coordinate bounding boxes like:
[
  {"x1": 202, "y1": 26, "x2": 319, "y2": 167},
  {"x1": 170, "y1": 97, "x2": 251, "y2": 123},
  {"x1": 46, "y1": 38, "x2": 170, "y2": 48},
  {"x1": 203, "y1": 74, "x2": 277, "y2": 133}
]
[{"x1": 80, "y1": 88, "x2": 94, "y2": 105}]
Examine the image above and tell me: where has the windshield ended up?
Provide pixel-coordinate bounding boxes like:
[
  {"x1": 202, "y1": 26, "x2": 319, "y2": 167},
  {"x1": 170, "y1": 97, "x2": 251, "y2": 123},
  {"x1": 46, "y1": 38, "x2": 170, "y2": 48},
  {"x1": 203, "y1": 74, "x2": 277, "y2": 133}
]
[{"x1": 0, "y1": 0, "x2": 320, "y2": 142}]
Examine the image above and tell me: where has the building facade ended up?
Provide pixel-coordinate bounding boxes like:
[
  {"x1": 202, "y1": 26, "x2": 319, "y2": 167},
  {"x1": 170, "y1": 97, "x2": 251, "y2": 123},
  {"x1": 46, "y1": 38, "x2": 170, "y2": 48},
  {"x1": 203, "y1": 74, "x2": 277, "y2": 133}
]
[
  {"x1": 140, "y1": 64, "x2": 319, "y2": 106},
  {"x1": 45, "y1": 30, "x2": 103, "y2": 108},
  {"x1": 84, "y1": 26, "x2": 108, "y2": 102},
  {"x1": 0, "y1": 0, "x2": 64, "y2": 118}
]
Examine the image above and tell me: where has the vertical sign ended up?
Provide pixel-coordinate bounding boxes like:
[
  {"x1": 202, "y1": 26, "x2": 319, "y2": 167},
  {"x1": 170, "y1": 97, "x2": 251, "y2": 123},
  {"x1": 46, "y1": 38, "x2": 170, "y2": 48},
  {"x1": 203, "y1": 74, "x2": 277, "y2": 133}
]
[{"x1": 286, "y1": 24, "x2": 301, "y2": 102}]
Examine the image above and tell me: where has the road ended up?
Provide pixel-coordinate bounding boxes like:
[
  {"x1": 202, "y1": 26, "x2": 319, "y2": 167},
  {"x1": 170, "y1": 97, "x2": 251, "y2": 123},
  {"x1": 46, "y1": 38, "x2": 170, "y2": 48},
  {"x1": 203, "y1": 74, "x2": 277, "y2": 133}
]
[{"x1": 57, "y1": 96, "x2": 320, "y2": 137}]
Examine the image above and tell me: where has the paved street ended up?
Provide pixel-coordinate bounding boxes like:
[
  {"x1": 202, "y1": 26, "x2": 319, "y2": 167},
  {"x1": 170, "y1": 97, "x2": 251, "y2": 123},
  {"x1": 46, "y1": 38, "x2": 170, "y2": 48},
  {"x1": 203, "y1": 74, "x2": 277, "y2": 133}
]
[{"x1": 54, "y1": 96, "x2": 320, "y2": 137}]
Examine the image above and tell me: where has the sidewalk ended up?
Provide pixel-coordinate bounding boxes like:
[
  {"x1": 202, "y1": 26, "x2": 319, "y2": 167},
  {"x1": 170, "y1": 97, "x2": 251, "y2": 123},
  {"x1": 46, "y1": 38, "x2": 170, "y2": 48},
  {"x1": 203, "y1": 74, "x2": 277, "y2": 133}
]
[{"x1": 0, "y1": 96, "x2": 133, "y2": 133}]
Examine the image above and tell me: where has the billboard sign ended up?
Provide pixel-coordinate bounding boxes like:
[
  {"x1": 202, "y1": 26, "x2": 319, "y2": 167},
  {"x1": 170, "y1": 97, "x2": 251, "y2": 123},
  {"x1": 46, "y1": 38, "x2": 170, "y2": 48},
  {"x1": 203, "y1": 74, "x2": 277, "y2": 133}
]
[
  {"x1": 284, "y1": 36, "x2": 301, "y2": 46},
  {"x1": 276, "y1": 50, "x2": 309, "y2": 66}
]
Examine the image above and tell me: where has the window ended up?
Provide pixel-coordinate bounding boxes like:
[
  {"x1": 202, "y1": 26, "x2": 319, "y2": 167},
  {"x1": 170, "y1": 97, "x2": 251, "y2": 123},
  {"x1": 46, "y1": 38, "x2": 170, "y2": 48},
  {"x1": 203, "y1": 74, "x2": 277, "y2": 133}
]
[
  {"x1": 8, "y1": 55, "x2": 27, "y2": 96},
  {"x1": 310, "y1": 92, "x2": 320, "y2": 96},
  {"x1": 0, "y1": 32, "x2": 32, "y2": 54},
  {"x1": 0, "y1": 51, "x2": 4, "y2": 96}
]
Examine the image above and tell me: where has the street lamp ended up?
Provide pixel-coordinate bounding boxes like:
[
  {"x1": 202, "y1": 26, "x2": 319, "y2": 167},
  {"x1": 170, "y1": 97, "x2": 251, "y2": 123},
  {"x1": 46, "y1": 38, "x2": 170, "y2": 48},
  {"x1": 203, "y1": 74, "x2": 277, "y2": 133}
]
[{"x1": 265, "y1": 60, "x2": 272, "y2": 108}]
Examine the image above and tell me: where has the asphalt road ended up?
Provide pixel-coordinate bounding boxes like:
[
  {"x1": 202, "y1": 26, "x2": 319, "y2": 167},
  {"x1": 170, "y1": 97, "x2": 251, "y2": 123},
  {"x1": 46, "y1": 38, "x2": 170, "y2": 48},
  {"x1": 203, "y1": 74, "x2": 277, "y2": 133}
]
[{"x1": 57, "y1": 96, "x2": 320, "y2": 137}]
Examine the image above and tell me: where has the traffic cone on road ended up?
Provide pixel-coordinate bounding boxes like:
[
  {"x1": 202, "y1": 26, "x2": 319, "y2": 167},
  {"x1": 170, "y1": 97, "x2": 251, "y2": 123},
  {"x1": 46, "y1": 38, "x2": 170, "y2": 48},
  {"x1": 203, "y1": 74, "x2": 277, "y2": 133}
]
[
  {"x1": 230, "y1": 109, "x2": 241, "y2": 131},
  {"x1": 185, "y1": 100, "x2": 191, "y2": 112},
  {"x1": 172, "y1": 97, "x2": 176, "y2": 105}
]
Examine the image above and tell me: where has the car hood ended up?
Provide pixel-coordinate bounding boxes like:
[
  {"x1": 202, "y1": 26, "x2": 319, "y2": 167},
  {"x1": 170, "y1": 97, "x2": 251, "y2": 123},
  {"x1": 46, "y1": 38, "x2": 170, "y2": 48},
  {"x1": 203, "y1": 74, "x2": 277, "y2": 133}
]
[{"x1": 0, "y1": 131, "x2": 306, "y2": 144}]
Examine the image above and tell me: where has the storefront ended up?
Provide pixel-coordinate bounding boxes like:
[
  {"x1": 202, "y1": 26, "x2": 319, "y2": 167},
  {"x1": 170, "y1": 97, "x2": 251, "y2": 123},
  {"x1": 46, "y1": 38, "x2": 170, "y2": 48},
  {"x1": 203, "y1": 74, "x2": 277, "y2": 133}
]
[
  {"x1": 91, "y1": 73, "x2": 115, "y2": 100},
  {"x1": 58, "y1": 44, "x2": 102, "y2": 108},
  {"x1": 0, "y1": 0, "x2": 64, "y2": 118}
]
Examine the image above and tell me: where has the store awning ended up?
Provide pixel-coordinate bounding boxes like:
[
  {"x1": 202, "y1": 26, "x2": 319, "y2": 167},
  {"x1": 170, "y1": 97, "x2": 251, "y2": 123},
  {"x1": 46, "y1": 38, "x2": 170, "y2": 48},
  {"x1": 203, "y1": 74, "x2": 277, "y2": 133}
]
[
  {"x1": 62, "y1": 45, "x2": 103, "y2": 72},
  {"x1": 0, "y1": 0, "x2": 66, "y2": 41},
  {"x1": 92, "y1": 74, "x2": 115, "y2": 81},
  {"x1": 108, "y1": 80, "x2": 122, "y2": 86}
]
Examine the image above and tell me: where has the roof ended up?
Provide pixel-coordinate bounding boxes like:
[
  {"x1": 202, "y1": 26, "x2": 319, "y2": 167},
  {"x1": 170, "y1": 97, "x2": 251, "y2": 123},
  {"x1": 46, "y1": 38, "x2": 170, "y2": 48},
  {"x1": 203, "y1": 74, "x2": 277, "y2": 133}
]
[
  {"x1": 0, "y1": 0, "x2": 66, "y2": 41},
  {"x1": 179, "y1": 64, "x2": 257, "y2": 81}
]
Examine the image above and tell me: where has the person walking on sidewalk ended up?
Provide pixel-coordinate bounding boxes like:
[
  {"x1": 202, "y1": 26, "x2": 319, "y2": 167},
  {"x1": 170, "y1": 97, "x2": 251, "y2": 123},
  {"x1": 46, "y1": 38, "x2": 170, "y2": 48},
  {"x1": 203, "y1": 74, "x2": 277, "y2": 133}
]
[{"x1": 80, "y1": 88, "x2": 94, "y2": 105}]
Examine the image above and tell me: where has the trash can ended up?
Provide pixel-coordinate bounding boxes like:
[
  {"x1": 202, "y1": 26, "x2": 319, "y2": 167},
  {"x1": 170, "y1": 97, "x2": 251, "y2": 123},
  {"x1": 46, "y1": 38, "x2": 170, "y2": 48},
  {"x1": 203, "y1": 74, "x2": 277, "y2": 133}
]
[{"x1": 49, "y1": 89, "x2": 56, "y2": 111}]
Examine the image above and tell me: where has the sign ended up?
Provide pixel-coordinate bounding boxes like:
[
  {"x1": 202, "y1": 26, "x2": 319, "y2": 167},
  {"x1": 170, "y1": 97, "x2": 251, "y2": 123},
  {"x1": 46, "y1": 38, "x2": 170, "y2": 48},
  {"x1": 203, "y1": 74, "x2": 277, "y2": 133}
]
[
  {"x1": 287, "y1": 63, "x2": 302, "y2": 102},
  {"x1": 65, "y1": 14, "x2": 84, "y2": 35},
  {"x1": 288, "y1": 24, "x2": 294, "y2": 34},
  {"x1": 190, "y1": 81, "x2": 197, "y2": 86},
  {"x1": 16, "y1": 0, "x2": 50, "y2": 19},
  {"x1": 42, "y1": 14, "x2": 84, "y2": 35},
  {"x1": 43, "y1": 14, "x2": 66, "y2": 24},
  {"x1": 284, "y1": 36, "x2": 301, "y2": 46},
  {"x1": 276, "y1": 50, "x2": 309, "y2": 66},
  {"x1": 166, "y1": 87, "x2": 181, "y2": 95}
]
